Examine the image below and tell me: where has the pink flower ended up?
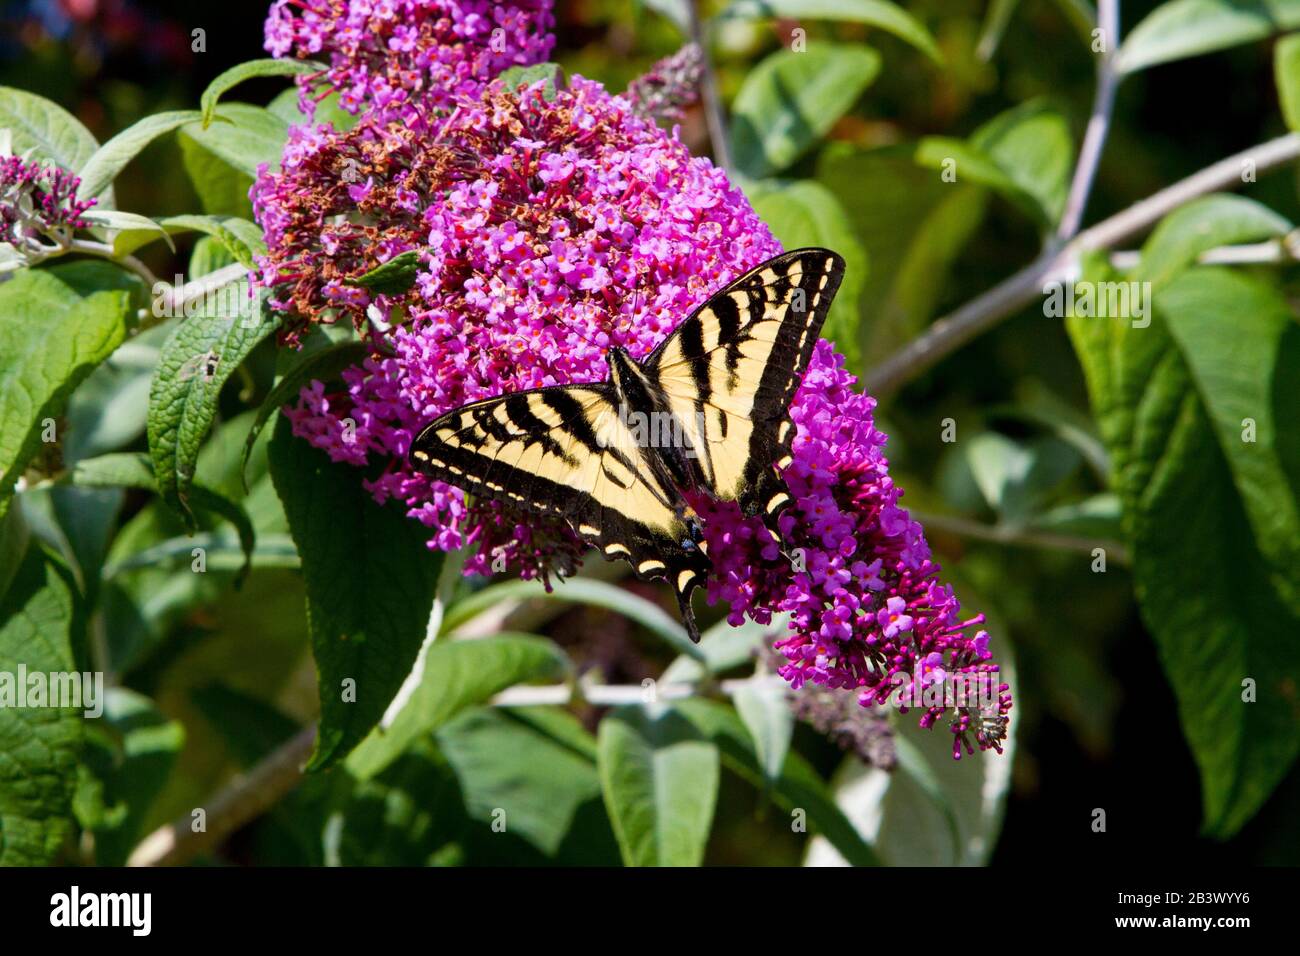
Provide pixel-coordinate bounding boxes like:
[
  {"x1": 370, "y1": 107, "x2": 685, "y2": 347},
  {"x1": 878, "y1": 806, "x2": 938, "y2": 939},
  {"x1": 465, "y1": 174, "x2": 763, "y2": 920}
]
[{"x1": 264, "y1": 0, "x2": 555, "y2": 124}]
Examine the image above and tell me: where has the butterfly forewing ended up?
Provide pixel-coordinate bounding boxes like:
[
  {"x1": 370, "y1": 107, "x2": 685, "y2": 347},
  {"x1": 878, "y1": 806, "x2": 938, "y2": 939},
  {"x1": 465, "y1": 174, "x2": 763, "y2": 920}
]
[{"x1": 647, "y1": 248, "x2": 845, "y2": 514}]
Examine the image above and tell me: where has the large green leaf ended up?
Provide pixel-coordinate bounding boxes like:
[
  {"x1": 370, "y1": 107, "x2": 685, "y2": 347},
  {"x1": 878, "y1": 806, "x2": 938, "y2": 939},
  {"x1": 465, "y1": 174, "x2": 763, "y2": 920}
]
[
  {"x1": 731, "y1": 678, "x2": 795, "y2": 789},
  {"x1": 267, "y1": 418, "x2": 446, "y2": 771},
  {"x1": 1135, "y1": 194, "x2": 1292, "y2": 291},
  {"x1": 718, "y1": 0, "x2": 941, "y2": 62},
  {"x1": 917, "y1": 100, "x2": 1072, "y2": 229},
  {"x1": 1067, "y1": 263, "x2": 1300, "y2": 836},
  {"x1": 746, "y1": 179, "x2": 869, "y2": 373},
  {"x1": 200, "y1": 58, "x2": 325, "y2": 127},
  {"x1": 178, "y1": 132, "x2": 255, "y2": 218},
  {"x1": 1116, "y1": 0, "x2": 1300, "y2": 75},
  {"x1": 346, "y1": 632, "x2": 569, "y2": 779},
  {"x1": 437, "y1": 706, "x2": 609, "y2": 857},
  {"x1": 147, "y1": 284, "x2": 279, "y2": 525},
  {"x1": 1276, "y1": 33, "x2": 1300, "y2": 130},
  {"x1": 180, "y1": 103, "x2": 289, "y2": 179},
  {"x1": 731, "y1": 43, "x2": 881, "y2": 179},
  {"x1": 239, "y1": 340, "x2": 369, "y2": 489},
  {"x1": 597, "y1": 705, "x2": 720, "y2": 866},
  {"x1": 0, "y1": 270, "x2": 132, "y2": 520},
  {"x1": 76, "y1": 110, "x2": 204, "y2": 202},
  {"x1": 817, "y1": 145, "x2": 987, "y2": 365},
  {"x1": 0, "y1": 546, "x2": 83, "y2": 865}
]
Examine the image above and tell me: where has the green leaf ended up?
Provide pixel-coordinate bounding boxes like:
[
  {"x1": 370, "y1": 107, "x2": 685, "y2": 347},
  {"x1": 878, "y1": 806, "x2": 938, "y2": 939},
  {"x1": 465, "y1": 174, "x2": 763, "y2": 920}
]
[
  {"x1": 718, "y1": 0, "x2": 942, "y2": 62},
  {"x1": 62, "y1": 452, "x2": 256, "y2": 581},
  {"x1": 0, "y1": 87, "x2": 106, "y2": 204},
  {"x1": 441, "y1": 575, "x2": 704, "y2": 663},
  {"x1": 0, "y1": 546, "x2": 83, "y2": 865},
  {"x1": 200, "y1": 58, "x2": 325, "y2": 127},
  {"x1": 672, "y1": 697, "x2": 882, "y2": 865},
  {"x1": 806, "y1": 710, "x2": 1016, "y2": 865},
  {"x1": 0, "y1": 503, "x2": 28, "y2": 601},
  {"x1": 239, "y1": 340, "x2": 371, "y2": 491},
  {"x1": 917, "y1": 100, "x2": 1073, "y2": 229},
  {"x1": 0, "y1": 271, "x2": 132, "y2": 520},
  {"x1": 346, "y1": 633, "x2": 570, "y2": 779},
  {"x1": 597, "y1": 705, "x2": 719, "y2": 866},
  {"x1": 346, "y1": 250, "x2": 422, "y2": 295},
  {"x1": 113, "y1": 214, "x2": 265, "y2": 268},
  {"x1": 267, "y1": 87, "x2": 358, "y2": 132},
  {"x1": 81, "y1": 210, "x2": 176, "y2": 257},
  {"x1": 147, "y1": 283, "x2": 279, "y2": 524},
  {"x1": 180, "y1": 104, "x2": 289, "y2": 179},
  {"x1": 1136, "y1": 194, "x2": 1292, "y2": 291},
  {"x1": 746, "y1": 179, "x2": 868, "y2": 373},
  {"x1": 1067, "y1": 263, "x2": 1300, "y2": 836},
  {"x1": 267, "y1": 418, "x2": 447, "y2": 771},
  {"x1": 969, "y1": 100, "x2": 1073, "y2": 227},
  {"x1": 178, "y1": 131, "x2": 255, "y2": 218},
  {"x1": 731, "y1": 678, "x2": 795, "y2": 788},
  {"x1": 437, "y1": 706, "x2": 609, "y2": 857},
  {"x1": 818, "y1": 144, "x2": 987, "y2": 366},
  {"x1": 731, "y1": 43, "x2": 882, "y2": 179},
  {"x1": 1276, "y1": 33, "x2": 1300, "y2": 130},
  {"x1": 961, "y1": 432, "x2": 1082, "y2": 525},
  {"x1": 77, "y1": 688, "x2": 184, "y2": 866},
  {"x1": 76, "y1": 110, "x2": 204, "y2": 202},
  {"x1": 496, "y1": 62, "x2": 565, "y2": 102},
  {"x1": 1116, "y1": 0, "x2": 1300, "y2": 75},
  {"x1": 976, "y1": 0, "x2": 1022, "y2": 60}
]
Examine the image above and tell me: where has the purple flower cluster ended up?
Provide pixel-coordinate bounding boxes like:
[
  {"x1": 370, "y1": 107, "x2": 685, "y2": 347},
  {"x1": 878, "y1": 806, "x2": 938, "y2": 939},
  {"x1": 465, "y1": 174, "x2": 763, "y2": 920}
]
[
  {"x1": 0, "y1": 156, "x2": 96, "y2": 248},
  {"x1": 253, "y1": 3, "x2": 1011, "y2": 755},
  {"x1": 697, "y1": 344, "x2": 1011, "y2": 757},
  {"x1": 264, "y1": 0, "x2": 555, "y2": 122}
]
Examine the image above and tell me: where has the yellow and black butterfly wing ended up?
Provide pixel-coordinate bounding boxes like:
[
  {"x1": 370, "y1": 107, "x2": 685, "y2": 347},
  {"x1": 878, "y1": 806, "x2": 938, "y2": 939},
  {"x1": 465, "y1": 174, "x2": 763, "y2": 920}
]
[
  {"x1": 409, "y1": 385, "x2": 710, "y2": 638},
  {"x1": 646, "y1": 247, "x2": 845, "y2": 525}
]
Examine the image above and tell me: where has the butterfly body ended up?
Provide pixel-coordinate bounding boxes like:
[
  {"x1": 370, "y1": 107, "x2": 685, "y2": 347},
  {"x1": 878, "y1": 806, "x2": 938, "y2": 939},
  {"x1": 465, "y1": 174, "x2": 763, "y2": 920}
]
[{"x1": 410, "y1": 248, "x2": 846, "y2": 641}]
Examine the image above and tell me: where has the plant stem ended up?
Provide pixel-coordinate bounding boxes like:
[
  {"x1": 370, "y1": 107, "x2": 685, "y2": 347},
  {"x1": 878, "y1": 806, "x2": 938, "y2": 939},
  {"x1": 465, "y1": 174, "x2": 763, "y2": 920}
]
[
  {"x1": 911, "y1": 510, "x2": 1130, "y2": 564},
  {"x1": 688, "y1": 0, "x2": 733, "y2": 173},
  {"x1": 127, "y1": 725, "x2": 317, "y2": 867},
  {"x1": 865, "y1": 132, "x2": 1300, "y2": 395},
  {"x1": 1055, "y1": 0, "x2": 1120, "y2": 242}
]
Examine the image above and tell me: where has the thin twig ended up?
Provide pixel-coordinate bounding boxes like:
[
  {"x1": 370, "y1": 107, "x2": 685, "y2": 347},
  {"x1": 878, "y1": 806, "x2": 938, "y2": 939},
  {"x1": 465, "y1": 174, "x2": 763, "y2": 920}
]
[
  {"x1": 865, "y1": 132, "x2": 1300, "y2": 395},
  {"x1": 128, "y1": 725, "x2": 317, "y2": 867},
  {"x1": 912, "y1": 510, "x2": 1130, "y2": 565},
  {"x1": 1108, "y1": 237, "x2": 1300, "y2": 270},
  {"x1": 1055, "y1": 0, "x2": 1120, "y2": 242},
  {"x1": 687, "y1": 0, "x2": 733, "y2": 173}
]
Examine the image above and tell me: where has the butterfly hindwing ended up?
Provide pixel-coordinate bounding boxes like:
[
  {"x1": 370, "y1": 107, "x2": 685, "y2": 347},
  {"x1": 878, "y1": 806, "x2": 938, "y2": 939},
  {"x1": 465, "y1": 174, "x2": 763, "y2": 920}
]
[
  {"x1": 410, "y1": 384, "x2": 710, "y2": 637},
  {"x1": 647, "y1": 248, "x2": 845, "y2": 523}
]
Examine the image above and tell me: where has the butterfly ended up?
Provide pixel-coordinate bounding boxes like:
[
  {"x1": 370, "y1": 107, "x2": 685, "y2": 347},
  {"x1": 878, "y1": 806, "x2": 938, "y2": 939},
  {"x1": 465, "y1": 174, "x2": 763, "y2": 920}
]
[{"x1": 409, "y1": 248, "x2": 846, "y2": 641}]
